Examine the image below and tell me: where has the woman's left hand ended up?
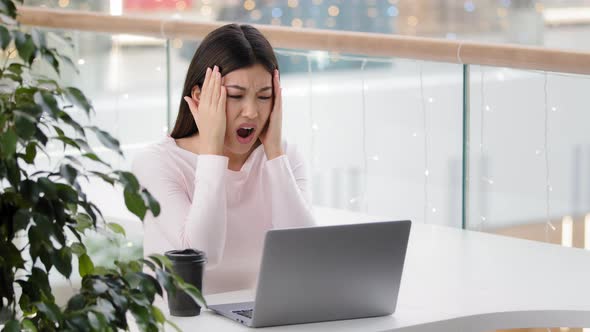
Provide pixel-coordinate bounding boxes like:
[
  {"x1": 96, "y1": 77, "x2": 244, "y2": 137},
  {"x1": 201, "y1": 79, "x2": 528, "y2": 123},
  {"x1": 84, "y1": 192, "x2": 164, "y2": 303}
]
[{"x1": 259, "y1": 69, "x2": 284, "y2": 160}]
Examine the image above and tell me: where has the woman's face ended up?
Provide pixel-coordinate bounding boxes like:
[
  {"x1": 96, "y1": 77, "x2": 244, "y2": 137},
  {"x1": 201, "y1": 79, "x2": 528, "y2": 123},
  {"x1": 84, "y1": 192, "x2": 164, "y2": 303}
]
[{"x1": 222, "y1": 64, "x2": 273, "y2": 156}]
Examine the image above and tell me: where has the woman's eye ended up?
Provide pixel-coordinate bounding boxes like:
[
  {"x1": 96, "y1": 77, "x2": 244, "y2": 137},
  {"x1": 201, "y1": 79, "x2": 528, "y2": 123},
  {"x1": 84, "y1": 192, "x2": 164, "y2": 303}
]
[
  {"x1": 228, "y1": 95, "x2": 243, "y2": 99},
  {"x1": 258, "y1": 96, "x2": 271, "y2": 100}
]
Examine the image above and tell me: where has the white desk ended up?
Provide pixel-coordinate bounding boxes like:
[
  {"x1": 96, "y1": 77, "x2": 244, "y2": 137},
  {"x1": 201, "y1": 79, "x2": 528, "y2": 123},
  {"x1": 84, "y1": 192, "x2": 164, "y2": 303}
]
[{"x1": 149, "y1": 222, "x2": 590, "y2": 331}]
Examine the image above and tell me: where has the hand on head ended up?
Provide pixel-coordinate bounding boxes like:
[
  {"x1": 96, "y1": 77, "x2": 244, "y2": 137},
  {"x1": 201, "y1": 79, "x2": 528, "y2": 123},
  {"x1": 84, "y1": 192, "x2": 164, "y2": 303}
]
[
  {"x1": 183, "y1": 65, "x2": 227, "y2": 155},
  {"x1": 259, "y1": 69, "x2": 284, "y2": 160}
]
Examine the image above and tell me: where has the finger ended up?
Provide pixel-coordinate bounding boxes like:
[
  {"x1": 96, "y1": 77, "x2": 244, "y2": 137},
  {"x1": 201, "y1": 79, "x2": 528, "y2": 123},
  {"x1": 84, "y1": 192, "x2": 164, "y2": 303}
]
[
  {"x1": 211, "y1": 67, "x2": 221, "y2": 109},
  {"x1": 273, "y1": 70, "x2": 282, "y2": 112},
  {"x1": 217, "y1": 85, "x2": 226, "y2": 115},
  {"x1": 201, "y1": 67, "x2": 213, "y2": 106}
]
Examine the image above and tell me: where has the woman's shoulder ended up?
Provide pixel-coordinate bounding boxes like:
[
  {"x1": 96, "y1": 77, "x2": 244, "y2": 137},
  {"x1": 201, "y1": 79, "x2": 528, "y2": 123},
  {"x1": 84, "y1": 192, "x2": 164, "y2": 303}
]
[
  {"x1": 131, "y1": 136, "x2": 182, "y2": 177},
  {"x1": 279, "y1": 139, "x2": 306, "y2": 164}
]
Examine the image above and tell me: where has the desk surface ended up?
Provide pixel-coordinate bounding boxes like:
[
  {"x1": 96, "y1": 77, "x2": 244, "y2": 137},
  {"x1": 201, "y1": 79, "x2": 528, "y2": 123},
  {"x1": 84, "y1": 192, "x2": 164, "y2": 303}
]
[{"x1": 147, "y1": 222, "x2": 590, "y2": 331}]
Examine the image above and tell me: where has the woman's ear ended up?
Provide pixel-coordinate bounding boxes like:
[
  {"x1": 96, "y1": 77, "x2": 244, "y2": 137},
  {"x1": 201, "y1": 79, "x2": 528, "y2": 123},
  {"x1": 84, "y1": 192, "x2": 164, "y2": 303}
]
[{"x1": 191, "y1": 86, "x2": 201, "y2": 104}]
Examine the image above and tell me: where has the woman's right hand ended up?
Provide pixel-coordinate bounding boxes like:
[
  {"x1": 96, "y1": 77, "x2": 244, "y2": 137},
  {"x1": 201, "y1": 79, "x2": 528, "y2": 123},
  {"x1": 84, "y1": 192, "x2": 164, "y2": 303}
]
[{"x1": 184, "y1": 65, "x2": 227, "y2": 155}]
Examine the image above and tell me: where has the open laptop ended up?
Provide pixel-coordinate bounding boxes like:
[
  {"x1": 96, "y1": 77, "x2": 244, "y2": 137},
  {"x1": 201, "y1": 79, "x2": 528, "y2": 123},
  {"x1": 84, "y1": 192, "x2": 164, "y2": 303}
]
[{"x1": 208, "y1": 220, "x2": 412, "y2": 328}]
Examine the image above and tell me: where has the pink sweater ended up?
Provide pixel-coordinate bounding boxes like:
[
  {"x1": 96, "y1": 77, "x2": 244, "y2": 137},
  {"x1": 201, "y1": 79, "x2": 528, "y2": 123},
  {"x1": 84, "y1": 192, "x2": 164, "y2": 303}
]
[{"x1": 132, "y1": 136, "x2": 315, "y2": 294}]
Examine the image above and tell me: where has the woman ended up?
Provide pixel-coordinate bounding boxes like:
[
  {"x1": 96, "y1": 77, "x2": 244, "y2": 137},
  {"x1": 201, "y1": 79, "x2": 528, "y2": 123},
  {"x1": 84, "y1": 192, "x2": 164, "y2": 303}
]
[{"x1": 132, "y1": 24, "x2": 315, "y2": 294}]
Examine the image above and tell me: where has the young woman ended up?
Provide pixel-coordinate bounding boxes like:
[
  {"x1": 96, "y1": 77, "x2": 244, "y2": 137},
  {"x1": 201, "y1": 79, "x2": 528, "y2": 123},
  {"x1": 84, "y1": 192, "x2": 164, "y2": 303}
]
[{"x1": 132, "y1": 24, "x2": 315, "y2": 294}]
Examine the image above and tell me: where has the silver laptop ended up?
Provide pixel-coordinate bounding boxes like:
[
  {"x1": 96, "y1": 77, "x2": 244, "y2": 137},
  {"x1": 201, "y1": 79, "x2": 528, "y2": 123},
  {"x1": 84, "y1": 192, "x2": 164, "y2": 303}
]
[{"x1": 208, "y1": 220, "x2": 412, "y2": 328}]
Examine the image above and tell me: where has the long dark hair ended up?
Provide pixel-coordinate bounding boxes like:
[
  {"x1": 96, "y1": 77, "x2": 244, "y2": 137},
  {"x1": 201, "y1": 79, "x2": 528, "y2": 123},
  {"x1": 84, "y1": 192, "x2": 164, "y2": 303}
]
[{"x1": 170, "y1": 24, "x2": 279, "y2": 139}]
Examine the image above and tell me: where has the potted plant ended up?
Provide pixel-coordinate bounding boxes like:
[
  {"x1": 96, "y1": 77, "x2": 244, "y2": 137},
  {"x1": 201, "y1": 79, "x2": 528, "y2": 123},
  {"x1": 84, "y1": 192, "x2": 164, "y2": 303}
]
[{"x1": 0, "y1": 0, "x2": 205, "y2": 330}]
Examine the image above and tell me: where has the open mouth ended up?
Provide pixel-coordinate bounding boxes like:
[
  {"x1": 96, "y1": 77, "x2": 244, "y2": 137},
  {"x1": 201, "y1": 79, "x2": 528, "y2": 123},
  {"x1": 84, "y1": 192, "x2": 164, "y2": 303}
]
[
  {"x1": 237, "y1": 127, "x2": 254, "y2": 138},
  {"x1": 236, "y1": 127, "x2": 256, "y2": 143}
]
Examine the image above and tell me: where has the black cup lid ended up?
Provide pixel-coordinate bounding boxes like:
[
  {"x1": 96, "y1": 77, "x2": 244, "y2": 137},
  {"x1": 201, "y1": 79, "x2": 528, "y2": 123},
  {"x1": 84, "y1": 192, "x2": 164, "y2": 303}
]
[{"x1": 165, "y1": 249, "x2": 206, "y2": 263}]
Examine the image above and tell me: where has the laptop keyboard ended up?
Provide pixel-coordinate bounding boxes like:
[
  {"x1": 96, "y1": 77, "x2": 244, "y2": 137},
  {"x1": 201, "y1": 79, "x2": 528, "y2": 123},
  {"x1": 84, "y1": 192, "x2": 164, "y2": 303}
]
[{"x1": 232, "y1": 309, "x2": 253, "y2": 319}]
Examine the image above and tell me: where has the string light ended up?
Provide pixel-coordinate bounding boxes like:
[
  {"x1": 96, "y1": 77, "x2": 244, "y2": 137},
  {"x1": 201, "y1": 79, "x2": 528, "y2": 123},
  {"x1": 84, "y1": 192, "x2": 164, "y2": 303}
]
[
  {"x1": 328, "y1": 5, "x2": 339, "y2": 17},
  {"x1": 58, "y1": 0, "x2": 69, "y2": 8},
  {"x1": 201, "y1": 5, "x2": 212, "y2": 16},
  {"x1": 307, "y1": 55, "x2": 316, "y2": 172},
  {"x1": 419, "y1": 62, "x2": 430, "y2": 223},
  {"x1": 77, "y1": 58, "x2": 85, "y2": 65},
  {"x1": 272, "y1": 7, "x2": 283, "y2": 18},
  {"x1": 172, "y1": 38, "x2": 183, "y2": 49},
  {"x1": 243, "y1": 0, "x2": 256, "y2": 11},
  {"x1": 367, "y1": 7, "x2": 377, "y2": 18},
  {"x1": 360, "y1": 59, "x2": 369, "y2": 213},
  {"x1": 250, "y1": 9, "x2": 262, "y2": 20},
  {"x1": 464, "y1": 1, "x2": 476, "y2": 12},
  {"x1": 176, "y1": 0, "x2": 187, "y2": 11},
  {"x1": 543, "y1": 72, "x2": 555, "y2": 241},
  {"x1": 291, "y1": 18, "x2": 303, "y2": 28},
  {"x1": 387, "y1": 6, "x2": 399, "y2": 17},
  {"x1": 288, "y1": 0, "x2": 298, "y2": 8},
  {"x1": 479, "y1": 67, "x2": 490, "y2": 231},
  {"x1": 407, "y1": 16, "x2": 418, "y2": 27}
]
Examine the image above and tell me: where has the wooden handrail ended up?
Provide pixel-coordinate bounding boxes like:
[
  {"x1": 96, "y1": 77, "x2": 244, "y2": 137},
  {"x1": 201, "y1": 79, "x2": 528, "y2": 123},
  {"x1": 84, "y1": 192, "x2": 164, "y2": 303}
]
[{"x1": 16, "y1": 6, "x2": 590, "y2": 75}]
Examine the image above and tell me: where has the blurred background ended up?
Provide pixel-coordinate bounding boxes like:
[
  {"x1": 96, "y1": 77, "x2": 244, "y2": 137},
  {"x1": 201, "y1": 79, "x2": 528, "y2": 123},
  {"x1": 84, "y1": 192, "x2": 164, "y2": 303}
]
[{"x1": 19, "y1": 3, "x2": 590, "y2": 322}]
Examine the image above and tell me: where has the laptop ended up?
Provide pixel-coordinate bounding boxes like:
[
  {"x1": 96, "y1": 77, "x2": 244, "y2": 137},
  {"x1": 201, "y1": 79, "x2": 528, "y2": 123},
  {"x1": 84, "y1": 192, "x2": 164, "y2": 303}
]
[{"x1": 208, "y1": 220, "x2": 412, "y2": 328}]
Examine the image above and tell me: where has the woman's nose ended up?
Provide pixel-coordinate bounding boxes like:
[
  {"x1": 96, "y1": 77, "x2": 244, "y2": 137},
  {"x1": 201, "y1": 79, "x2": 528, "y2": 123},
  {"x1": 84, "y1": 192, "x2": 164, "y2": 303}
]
[{"x1": 242, "y1": 103, "x2": 258, "y2": 119}]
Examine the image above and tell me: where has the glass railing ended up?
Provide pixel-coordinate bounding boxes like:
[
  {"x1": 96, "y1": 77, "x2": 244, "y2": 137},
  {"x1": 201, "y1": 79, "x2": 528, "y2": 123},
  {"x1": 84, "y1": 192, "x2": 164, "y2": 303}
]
[
  {"x1": 467, "y1": 65, "x2": 590, "y2": 248},
  {"x1": 29, "y1": 25, "x2": 590, "y2": 245}
]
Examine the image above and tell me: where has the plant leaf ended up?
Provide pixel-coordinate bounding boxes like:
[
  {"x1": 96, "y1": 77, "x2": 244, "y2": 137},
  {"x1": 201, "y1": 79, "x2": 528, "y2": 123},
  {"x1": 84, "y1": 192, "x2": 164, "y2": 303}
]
[
  {"x1": 52, "y1": 246, "x2": 72, "y2": 278},
  {"x1": 2, "y1": 319, "x2": 19, "y2": 332},
  {"x1": 33, "y1": 91, "x2": 60, "y2": 119},
  {"x1": 116, "y1": 171, "x2": 140, "y2": 191},
  {"x1": 78, "y1": 253, "x2": 94, "y2": 277},
  {"x1": 151, "y1": 305, "x2": 165, "y2": 324},
  {"x1": 70, "y1": 242, "x2": 85, "y2": 257},
  {"x1": 141, "y1": 189, "x2": 160, "y2": 217},
  {"x1": 23, "y1": 142, "x2": 37, "y2": 163},
  {"x1": 124, "y1": 188, "x2": 147, "y2": 220},
  {"x1": 14, "y1": 111, "x2": 37, "y2": 140},
  {"x1": 13, "y1": 31, "x2": 36, "y2": 64},
  {"x1": 86, "y1": 126, "x2": 122, "y2": 155},
  {"x1": 65, "y1": 87, "x2": 92, "y2": 115},
  {"x1": 0, "y1": 25, "x2": 11, "y2": 49},
  {"x1": 0, "y1": 128, "x2": 18, "y2": 158},
  {"x1": 35, "y1": 301, "x2": 63, "y2": 323},
  {"x1": 106, "y1": 222, "x2": 126, "y2": 237},
  {"x1": 21, "y1": 319, "x2": 38, "y2": 332},
  {"x1": 59, "y1": 164, "x2": 77, "y2": 185}
]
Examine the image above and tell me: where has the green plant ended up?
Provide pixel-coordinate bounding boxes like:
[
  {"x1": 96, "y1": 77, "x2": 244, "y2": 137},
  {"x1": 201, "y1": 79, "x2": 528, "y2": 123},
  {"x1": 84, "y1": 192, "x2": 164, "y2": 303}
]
[{"x1": 0, "y1": 1, "x2": 205, "y2": 331}]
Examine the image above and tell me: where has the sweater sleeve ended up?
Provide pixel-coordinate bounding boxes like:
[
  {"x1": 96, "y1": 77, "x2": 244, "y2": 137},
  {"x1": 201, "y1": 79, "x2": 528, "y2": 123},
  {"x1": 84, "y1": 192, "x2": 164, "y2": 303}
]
[
  {"x1": 264, "y1": 143, "x2": 316, "y2": 229},
  {"x1": 132, "y1": 151, "x2": 228, "y2": 268}
]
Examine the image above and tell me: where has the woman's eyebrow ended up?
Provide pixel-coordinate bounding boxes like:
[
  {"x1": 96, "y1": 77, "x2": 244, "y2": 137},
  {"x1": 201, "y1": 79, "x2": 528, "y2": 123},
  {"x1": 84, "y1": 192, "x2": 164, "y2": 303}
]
[
  {"x1": 225, "y1": 85, "x2": 247, "y2": 91},
  {"x1": 225, "y1": 85, "x2": 272, "y2": 92}
]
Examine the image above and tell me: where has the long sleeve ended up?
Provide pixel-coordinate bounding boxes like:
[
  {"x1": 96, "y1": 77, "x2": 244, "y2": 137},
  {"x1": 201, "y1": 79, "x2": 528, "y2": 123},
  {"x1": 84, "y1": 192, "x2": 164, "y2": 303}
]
[
  {"x1": 264, "y1": 144, "x2": 315, "y2": 229},
  {"x1": 132, "y1": 151, "x2": 228, "y2": 268}
]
